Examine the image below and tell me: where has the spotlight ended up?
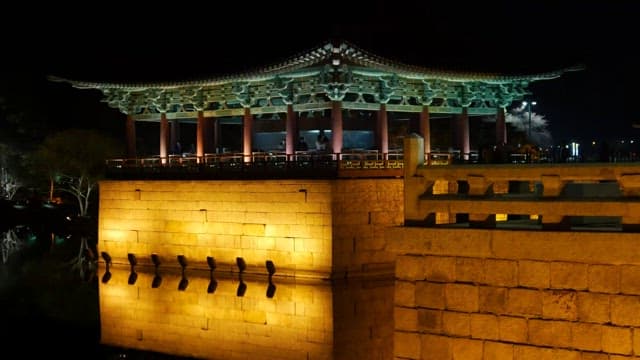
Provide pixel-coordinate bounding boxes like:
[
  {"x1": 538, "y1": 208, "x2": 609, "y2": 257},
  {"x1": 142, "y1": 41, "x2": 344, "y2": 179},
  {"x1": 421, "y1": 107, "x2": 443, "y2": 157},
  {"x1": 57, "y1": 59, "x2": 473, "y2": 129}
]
[
  {"x1": 101, "y1": 270, "x2": 112, "y2": 284},
  {"x1": 151, "y1": 253, "x2": 161, "y2": 267},
  {"x1": 128, "y1": 271, "x2": 138, "y2": 285},
  {"x1": 266, "y1": 260, "x2": 276, "y2": 276},
  {"x1": 207, "y1": 279, "x2": 218, "y2": 294},
  {"x1": 266, "y1": 282, "x2": 276, "y2": 298},
  {"x1": 207, "y1": 256, "x2": 217, "y2": 270},
  {"x1": 127, "y1": 253, "x2": 137, "y2": 267},
  {"x1": 177, "y1": 255, "x2": 188, "y2": 268},
  {"x1": 236, "y1": 281, "x2": 247, "y2": 297},
  {"x1": 236, "y1": 257, "x2": 246, "y2": 273},
  {"x1": 178, "y1": 276, "x2": 189, "y2": 291},
  {"x1": 152, "y1": 274, "x2": 162, "y2": 289},
  {"x1": 101, "y1": 251, "x2": 112, "y2": 266}
]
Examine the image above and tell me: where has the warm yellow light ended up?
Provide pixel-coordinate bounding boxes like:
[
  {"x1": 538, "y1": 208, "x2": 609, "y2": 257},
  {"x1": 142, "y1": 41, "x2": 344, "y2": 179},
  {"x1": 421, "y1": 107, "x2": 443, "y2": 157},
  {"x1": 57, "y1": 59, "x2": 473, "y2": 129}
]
[{"x1": 495, "y1": 214, "x2": 508, "y2": 222}]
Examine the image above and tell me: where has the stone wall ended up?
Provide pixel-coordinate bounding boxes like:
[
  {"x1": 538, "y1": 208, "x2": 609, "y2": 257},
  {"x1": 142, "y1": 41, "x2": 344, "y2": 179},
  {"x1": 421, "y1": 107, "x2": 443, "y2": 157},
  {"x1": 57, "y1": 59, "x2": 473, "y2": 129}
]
[
  {"x1": 331, "y1": 178, "x2": 403, "y2": 278},
  {"x1": 98, "y1": 178, "x2": 402, "y2": 279},
  {"x1": 388, "y1": 227, "x2": 640, "y2": 359}
]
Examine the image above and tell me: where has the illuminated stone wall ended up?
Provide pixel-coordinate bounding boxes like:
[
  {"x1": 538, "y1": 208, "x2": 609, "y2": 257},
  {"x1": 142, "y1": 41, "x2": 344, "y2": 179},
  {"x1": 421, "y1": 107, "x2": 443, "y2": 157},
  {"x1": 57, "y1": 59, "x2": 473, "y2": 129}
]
[
  {"x1": 99, "y1": 266, "x2": 394, "y2": 359},
  {"x1": 99, "y1": 178, "x2": 402, "y2": 279},
  {"x1": 331, "y1": 179, "x2": 403, "y2": 277},
  {"x1": 388, "y1": 227, "x2": 640, "y2": 359}
]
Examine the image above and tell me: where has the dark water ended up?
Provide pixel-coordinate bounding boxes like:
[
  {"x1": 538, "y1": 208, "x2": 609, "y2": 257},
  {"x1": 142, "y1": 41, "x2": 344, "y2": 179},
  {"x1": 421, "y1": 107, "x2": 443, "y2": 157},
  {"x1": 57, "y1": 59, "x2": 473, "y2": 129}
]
[
  {"x1": 0, "y1": 208, "x2": 196, "y2": 359},
  {"x1": 0, "y1": 211, "x2": 394, "y2": 359}
]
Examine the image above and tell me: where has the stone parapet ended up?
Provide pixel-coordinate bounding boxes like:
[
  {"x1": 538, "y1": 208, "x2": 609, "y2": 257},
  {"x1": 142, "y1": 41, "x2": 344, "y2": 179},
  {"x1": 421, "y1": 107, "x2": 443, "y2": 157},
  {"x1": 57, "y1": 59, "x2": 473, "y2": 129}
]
[{"x1": 389, "y1": 227, "x2": 640, "y2": 359}]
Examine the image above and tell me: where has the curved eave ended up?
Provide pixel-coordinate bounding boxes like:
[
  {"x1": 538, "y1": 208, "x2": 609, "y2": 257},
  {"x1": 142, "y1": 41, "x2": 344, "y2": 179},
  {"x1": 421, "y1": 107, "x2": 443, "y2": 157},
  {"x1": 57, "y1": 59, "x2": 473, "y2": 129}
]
[
  {"x1": 340, "y1": 42, "x2": 585, "y2": 83},
  {"x1": 48, "y1": 41, "x2": 584, "y2": 91}
]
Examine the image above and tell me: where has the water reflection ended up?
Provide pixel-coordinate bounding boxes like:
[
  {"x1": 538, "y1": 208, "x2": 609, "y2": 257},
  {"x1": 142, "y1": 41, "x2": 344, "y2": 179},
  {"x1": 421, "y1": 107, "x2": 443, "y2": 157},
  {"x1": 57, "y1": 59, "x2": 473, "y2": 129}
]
[{"x1": 100, "y1": 265, "x2": 394, "y2": 359}]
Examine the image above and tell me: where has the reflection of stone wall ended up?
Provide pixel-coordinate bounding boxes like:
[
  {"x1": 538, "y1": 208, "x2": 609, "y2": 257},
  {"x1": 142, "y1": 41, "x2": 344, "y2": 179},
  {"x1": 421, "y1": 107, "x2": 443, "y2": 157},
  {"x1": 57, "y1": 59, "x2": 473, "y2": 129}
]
[
  {"x1": 99, "y1": 266, "x2": 394, "y2": 359},
  {"x1": 388, "y1": 227, "x2": 640, "y2": 359},
  {"x1": 99, "y1": 179, "x2": 402, "y2": 280}
]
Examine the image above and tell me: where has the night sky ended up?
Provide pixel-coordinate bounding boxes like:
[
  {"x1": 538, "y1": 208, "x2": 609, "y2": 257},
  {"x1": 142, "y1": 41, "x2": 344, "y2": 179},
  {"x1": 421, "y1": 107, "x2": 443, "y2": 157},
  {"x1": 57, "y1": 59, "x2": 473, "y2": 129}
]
[{"x1": 2, "y1": 1, "x2": 639, "y2": 146}]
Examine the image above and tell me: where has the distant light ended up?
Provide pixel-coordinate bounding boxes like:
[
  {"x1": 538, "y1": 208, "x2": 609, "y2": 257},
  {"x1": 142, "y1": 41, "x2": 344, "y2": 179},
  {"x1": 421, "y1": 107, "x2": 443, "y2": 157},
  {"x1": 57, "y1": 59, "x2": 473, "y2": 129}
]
[
  {"x1": 522, "y1": 101, "x2": 527, "y2": 106},
  {"x1": 531, "y1": 101, "x2": 537, "y2": 105},
  {"x1": 621, "y1": 140, "x2": 625, "y2": 144},
  {"x1": 332, "y1": 58, "x2": 340, "y2": 66},
  {"x1": 632, "y1": 140, "x2": 635, "y2": 144},
  {"x1": 592, "y1": 141, "x2": 596, "y2": 145}
]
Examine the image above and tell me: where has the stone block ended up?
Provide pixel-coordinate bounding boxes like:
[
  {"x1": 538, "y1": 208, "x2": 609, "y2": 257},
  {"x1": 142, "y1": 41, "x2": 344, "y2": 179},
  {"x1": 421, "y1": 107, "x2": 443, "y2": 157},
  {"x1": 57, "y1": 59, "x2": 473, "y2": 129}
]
[
  {"x1": 442, "y1": 311, "x2": 470, "y2": 336},
  {"x1": 394, "y1": 281, "x2": 415, "y2": 307},
  {"x1": 450, "y1": 338, "x2": 483, "y2": 360},
  {"x1": 551, "y1": 349, "x2": 580, "y2": 360},
  {"x1": 611, "y1": 295, "x2": 640, "y2": 327},
  {"x1": 507, "y1": 288, "x2": 542, "y2": 317},
  {"x1": 421, "y1": 334, "x2": 451, "y2": 360},
  {"x1": 416, "y1": 282, "x2": 445, "y2": 309},
  {"x1": 542, "y1": 290, "x2": 577, "y2": 320},
  {"x1": 455, "y1": 257, "x2": 484, "y2": 283},
  {"x1": 577, "y1": 292, "x2": 610, "y2": 324},
  {"x1": 394, "y1": 332, "x2": 421, "y2": 359},
  {"x1": 571, "y1": 322, "x2": 602, "y2": 352},
  {"x1": 620, "y1": 265, "x2": 640, "y2": 295},
  {"x1": 498, "y1": 316, "x2": 527, "y2": 343},
  {"x1": 417, "y1": 309, "x2": 442, "y2": 332},
  {"x1": 602, "y1": 325, "x2": 632, "y2": 355},
  {"x1": 619, "y1": 174, "x2": 640, "y2": 197},
  {"x1": 425, "y1": 256, "x2": 456, "y2": 282},
  {"x1": 514, "y1": 345, "x2": 554, "y2": 360},
  {"x1": 634, "y1": 328, "x2": 640, "y2": 357},
  {"x1": 580, "y1": 353, "x2": 608, "y2": 360},
  {"x1": 528, "y1": 319, "x2": 571, "y2": 347},
  {"x1": 396, "y1": 256, "x2": 425, "y2": 281},
  {"x1": 483, "y1": 341, "x2": 513, "y2": 360},
  {"x1": 470, "y1": 313, "x2": 498, "y2": 340},
  {"x1": 541, "y1": 174, "x2": 566, "y2": 197},
  {"x1": 484, "y1": 259, "x2": 518, "y2": 287},
  {"x1": 445, "y1": 284, "x2": 478, "y2": 312},
  {"x1": 588, "y1": 264, "x2": 620, "y2": 294},
  {"x1": 550, "y1": 262, "x2": 588, "y2": 290},
  {"x1": 467, "y1": 175, "x2": 490, "y2": 196},
  {"x1": 479, "y1": 286, "x2": 507, "y2": 314},
  {"x1": 394, "y1": 307, "x2": 418, "y2": 331},
  {"x1": 518, "y1": 260, "x2": 549, "y2": 289}
]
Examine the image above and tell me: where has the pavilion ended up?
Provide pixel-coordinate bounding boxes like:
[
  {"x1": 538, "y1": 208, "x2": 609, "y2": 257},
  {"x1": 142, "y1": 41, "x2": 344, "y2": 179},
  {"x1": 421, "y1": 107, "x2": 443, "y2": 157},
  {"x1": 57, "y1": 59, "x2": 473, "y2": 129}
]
[{"x1": 51, "y1": 41, "x2": 579, "y2": 164}]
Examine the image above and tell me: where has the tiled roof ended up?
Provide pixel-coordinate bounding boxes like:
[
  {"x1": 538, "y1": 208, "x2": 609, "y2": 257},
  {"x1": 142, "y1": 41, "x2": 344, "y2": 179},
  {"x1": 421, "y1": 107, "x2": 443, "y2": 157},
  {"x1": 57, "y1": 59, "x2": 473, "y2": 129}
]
[{"x1": 49, "y1": 40, "x2": 583, "y2": 90}]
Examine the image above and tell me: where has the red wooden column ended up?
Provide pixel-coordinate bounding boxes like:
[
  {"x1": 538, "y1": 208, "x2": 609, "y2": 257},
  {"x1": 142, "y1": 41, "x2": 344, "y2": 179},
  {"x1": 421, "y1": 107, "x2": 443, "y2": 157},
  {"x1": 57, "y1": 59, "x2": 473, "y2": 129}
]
[
  {"x1": 331, "y1": 101, "x2": 343, "y2": 157},
  {"x1": 125, "y1": 114, "x2": 136, "y2": 159},
  {"x1": 419, "y1": 106, "x2": 431, "y2": 158},
  {"x1": 377, "y1": 104, "x2": 389, "y2": 159},
  {"x1": 496, "y1": 107, "x2": 507, "y2": 145},
  {"x1": 204, "y1": 115, "x2": 214, "y2": 154},
  {"x1": 196, "y1": 111, "x2": 205, "y2": 163},
  {"x1": 170, "y1": 119, "x2": 179, "y2": 154},
  {"x1": 456, "y1": 108, "x2": 470, "y2": 161},
  {"x1": 160, "y1": 113, "x2": 169, "y2": 164},
  {"x1": 243, "y1": 107, "x2": 253, "y2": 162},
  {"x1": 286, "y1": 104, "x2": 296, "y2": 157},
  {"x1": 213, "y1": 118, "x2": 220, "y2": 153}
]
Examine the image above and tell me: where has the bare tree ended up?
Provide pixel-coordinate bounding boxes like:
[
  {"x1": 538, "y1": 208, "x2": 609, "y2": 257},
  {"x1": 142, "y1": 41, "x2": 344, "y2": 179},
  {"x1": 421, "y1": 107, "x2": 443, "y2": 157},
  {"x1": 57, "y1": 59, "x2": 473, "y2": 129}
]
[
  {"x1": 0, "y1": 143, "x2": 22, "y2": 200},
  {"x1": 32, "y1": 129, "x2": 121, "y2": 277},
  {"x1": 33, "y1": 129, "x2": 121, "y2": 216},
  {"x1": 1, "y1": 228, "x2": 24, "y2": 264}
]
